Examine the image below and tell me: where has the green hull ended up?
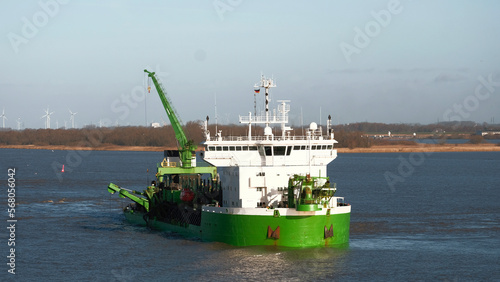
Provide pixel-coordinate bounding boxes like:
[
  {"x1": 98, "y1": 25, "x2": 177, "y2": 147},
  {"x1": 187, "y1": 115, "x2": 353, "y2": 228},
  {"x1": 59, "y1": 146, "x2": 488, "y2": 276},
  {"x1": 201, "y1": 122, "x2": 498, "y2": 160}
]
[{"x1": 124, "y1": 208, "x2": 350, "y2": 247}]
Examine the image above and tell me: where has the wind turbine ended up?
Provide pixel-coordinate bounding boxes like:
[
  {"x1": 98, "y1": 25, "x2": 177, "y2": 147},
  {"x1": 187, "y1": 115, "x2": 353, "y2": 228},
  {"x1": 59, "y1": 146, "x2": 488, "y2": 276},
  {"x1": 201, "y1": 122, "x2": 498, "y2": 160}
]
[
  {"x1": 0, "y1": 109, "x2": 7, "y2": 128},
  {"x1": 41, "y1": 107, "x2": 54, "y2": 129},
  {"x1": 69, "y1": 109, "x2": 77, "y2": 129},
  {"x1": 17, "y1": 118, "x2": 22, "y2": 130},
  {"x1": 160, "y1": 116, "x2": 167, "y2": 126}
]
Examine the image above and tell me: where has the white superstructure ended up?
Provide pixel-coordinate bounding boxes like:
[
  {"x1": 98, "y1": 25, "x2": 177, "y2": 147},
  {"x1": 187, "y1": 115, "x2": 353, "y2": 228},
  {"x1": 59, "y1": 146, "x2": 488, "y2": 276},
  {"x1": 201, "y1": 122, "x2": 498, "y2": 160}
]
[{"x1": 202, "y1": 75, "x2": 338, "y2": 209}]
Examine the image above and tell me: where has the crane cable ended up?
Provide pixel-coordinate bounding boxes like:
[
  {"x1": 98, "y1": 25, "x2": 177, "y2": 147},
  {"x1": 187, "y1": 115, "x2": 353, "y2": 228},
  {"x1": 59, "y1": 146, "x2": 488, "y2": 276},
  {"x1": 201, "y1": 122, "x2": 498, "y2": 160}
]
[
  {"x1": 144, "y1": 72, "x2": 151, "y2": 126},
  {"x1": 143, "y1": 71, "x2": 151, "y2": 93}
]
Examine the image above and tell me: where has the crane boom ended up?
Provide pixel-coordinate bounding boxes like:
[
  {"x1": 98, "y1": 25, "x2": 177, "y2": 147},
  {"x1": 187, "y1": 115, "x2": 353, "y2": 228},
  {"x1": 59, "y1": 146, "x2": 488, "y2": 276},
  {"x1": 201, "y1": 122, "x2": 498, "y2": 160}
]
[{"x1": 144, "y1": 69, "x2": 197, "y2": 167}]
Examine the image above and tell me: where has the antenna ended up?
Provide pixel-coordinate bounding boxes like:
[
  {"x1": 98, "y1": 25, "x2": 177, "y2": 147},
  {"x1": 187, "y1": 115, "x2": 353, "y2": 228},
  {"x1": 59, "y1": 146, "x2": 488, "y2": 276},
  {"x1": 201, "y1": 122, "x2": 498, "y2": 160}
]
[
  {"x1": 319, "y1": 107, "x2": 322, "y2": 128},
  {"x1": 0, "y1": 108, "x2": 7, "y2": 129},
  {"x1": 214, "y1": 92, "x2": 218, "y2": 134},
  {"x1": 69, "y1": 109, "x2": 77, "y2": 129},
  {"x1": 301, "y1": 107, "x2": 304, "y2": 136}
]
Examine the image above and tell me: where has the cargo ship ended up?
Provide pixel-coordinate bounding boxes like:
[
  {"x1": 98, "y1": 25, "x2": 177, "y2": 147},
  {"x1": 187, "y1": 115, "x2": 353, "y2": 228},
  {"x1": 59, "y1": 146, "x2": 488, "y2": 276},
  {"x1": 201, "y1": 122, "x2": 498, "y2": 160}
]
[{"x1": 107, "y1": 70, "x2": 350, "y2": 247}]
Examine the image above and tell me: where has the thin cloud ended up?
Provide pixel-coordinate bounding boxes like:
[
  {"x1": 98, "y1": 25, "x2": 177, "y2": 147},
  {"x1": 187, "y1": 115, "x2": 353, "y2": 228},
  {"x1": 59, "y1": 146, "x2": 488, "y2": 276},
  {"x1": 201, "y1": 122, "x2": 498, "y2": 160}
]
[{"x1": 326, "y1": 68, "x2": 374, "y2": 74}]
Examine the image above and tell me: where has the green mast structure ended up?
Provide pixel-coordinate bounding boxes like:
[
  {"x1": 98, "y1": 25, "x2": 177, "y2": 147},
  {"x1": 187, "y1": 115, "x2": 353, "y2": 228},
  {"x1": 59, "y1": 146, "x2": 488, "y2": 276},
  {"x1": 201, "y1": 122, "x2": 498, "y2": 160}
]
[{"x1": 144, "y1": 69, "x2": 197, "y2": 168}]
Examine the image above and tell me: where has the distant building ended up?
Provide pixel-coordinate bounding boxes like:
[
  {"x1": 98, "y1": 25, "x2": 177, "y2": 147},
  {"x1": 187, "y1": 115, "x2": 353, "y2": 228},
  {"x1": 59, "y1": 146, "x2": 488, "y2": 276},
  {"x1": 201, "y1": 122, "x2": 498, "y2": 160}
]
[
  {"x1": 476, "y1": 130, "x2": 500, "y2": 136},
  {"x1": 151, "y1": 122, "x2": 161, "y2": 128}
]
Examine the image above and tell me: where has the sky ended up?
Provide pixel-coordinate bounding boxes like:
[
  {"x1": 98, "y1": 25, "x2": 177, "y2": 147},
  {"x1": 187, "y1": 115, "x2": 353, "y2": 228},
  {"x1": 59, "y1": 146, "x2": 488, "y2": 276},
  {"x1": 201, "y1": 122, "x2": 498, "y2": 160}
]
[{"x1": 1, "y1": 0, "x2": 499, "y2": 129}]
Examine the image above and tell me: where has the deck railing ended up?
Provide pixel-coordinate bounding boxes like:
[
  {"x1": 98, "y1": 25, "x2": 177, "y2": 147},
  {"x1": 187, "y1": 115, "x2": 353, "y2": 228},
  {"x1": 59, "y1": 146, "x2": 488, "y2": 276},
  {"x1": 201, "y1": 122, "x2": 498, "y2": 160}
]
[
  {"x1": 208, "y1": 135, "x2": 334, "y2": 142},
  {"x1": 239, "y1": 115, "x2": 288, "y2": 123}
]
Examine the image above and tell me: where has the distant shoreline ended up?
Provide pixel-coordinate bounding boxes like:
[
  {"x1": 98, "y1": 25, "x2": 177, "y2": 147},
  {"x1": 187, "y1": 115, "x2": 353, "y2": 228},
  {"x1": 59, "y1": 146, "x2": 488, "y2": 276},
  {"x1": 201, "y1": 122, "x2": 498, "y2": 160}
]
[
  {"x1": 0, "y1": 144, "x2": 169, "y2": 152},
  {"x1": 336, "y1": 143, "x2": 500, "y2": 153},
  {"x1": 1, "y1": 143, "x2": 499, "y2": 153}
]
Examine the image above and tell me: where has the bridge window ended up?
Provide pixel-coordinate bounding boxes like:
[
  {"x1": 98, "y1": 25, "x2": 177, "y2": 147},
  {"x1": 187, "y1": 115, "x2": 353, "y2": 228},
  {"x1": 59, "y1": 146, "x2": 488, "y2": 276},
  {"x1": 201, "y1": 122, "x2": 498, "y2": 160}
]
[
  {"x1": 264, "y1": 146, "x2": 272, "y2": 156},
  {"x1": 286, "y1": 146, "x2": 292, "y2": 155},
  {"x1": 301, "y1": 145, "x2": 306, "y2": 150},
  {"x1": 312, "y1": 145, "x2": 316, "y2": 150},
  {"x1": 223, "y1": 146, "x2": 228, "y2": 151},
  {"x1": 322, "y1": 145, "x2": 327, "y2": 150},
  {"x1": 236, "y1": 146, "x2": 242, "y2": 151},
  {"x1": 216, "y1": 146, "x2": 222, "y2": 151},
  {"x1": 274, "y1": 146, "x2": 286, "y2": 156},
  {"x1": 229, "y1": 146, "x2": 235, "y2": 151},
  {"x1": 249, "y1": 146, "x2": 257, "y2": 151},
  {"x1": 208, "y1": 146, "x2": 215, "y2": 151},
  {"x1": 327, "y1": 145, "x2": 332, "y2": 149},
  {"x1": 294, "y1": 146, "x2": 300, "y2": 150}
]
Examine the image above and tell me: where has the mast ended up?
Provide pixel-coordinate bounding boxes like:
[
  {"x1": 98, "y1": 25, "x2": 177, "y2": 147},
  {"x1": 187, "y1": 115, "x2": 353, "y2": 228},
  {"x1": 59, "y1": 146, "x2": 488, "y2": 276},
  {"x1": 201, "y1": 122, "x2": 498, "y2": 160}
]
[
  {"x1": 254, "y1": 75, "x2": 276, "y2": 136},
  {"x1": 239, "y1": 74, "x2": 293, "y2": 140}
]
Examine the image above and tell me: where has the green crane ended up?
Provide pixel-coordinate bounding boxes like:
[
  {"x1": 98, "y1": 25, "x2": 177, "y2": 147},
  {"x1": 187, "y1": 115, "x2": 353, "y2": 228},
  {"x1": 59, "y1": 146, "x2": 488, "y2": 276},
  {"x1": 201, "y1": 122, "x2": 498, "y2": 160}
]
[
  {"x1": 107, "y1": 70, "x2": 218, "y2": 213},
  {"x1": 144, "y1": 69, "x2": 197, "y2": 168}
]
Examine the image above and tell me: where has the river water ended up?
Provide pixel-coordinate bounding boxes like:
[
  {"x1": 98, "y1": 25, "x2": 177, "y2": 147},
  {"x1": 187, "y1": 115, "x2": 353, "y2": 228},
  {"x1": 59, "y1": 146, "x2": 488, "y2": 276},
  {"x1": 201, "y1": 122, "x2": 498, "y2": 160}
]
[{"x1": 1, "y1": 149, "x2": 499, "y2": 281}]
